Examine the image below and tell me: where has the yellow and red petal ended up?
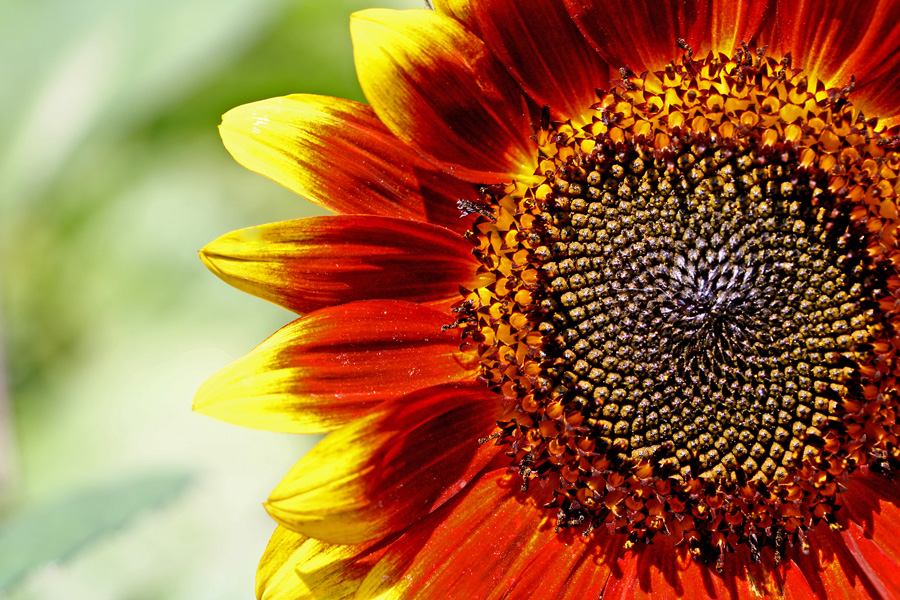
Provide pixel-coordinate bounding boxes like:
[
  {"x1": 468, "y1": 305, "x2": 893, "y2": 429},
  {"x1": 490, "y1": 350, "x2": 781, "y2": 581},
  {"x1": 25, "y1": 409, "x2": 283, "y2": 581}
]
[
  {"x1": 256, "y1": 526, "x2": 388, "y2": 600},
  {"x1": 471, "y1": 0, "x2": 610, "y2": 126},
  {"x1": 564, "y1": 0, "x2": 774, "y2": 73},
  {"x1": 203, "y1": 2, "x2": 900, "y2": 599},
  {"x1": 194, "y1": 300, "x2": 477, "y2": 434},
  {"x1": 219, "y1": 94, "x2": 481, "y2": 232},
  {"x1": 265, "y1": 382, "x2": 503, "y2": 545},
  {"x1": 431, "y1": 0, "x2": 477, "y2": 32},
  {"x1": 199, "y1": 216, "x2": 482, "y2": 314},
  {"x1": 768, "y1": 0, "x2": 900, "y2": 126},
  {"x1": 351, "y1": 8, "x2": 537, "y2": 184},
  {"x1": 355, "y1": 468, "x2": 616, "y2": 599}
]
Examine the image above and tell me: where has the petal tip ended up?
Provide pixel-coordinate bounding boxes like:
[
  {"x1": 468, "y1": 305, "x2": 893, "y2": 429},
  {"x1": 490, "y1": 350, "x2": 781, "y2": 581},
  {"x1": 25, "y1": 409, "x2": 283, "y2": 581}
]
[
  {"x1": 192, "y1": 375, "x2": 220, "y2": 415},
  {"x1": 198, "y1": 243, "x2": 227, "y2": 280},
  {"x1": 263, "y1": 498, "x2": 304, "y2": 534}
]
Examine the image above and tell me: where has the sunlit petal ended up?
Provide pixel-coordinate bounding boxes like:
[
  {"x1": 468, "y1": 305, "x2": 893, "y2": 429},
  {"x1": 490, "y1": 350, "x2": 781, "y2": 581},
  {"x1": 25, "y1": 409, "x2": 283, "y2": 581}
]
[
  {"x1": 265, "y1": 383, "x2": 503, "y2": 545},
  {"x1": 351, "y1": 8, "x2": 537, "y2": 184},
  {"x1": 195, "y1": 300, "x2": 477, "y2": 433},
  {"x1": 219, "y1": 94, "x2": 481, "y2": 232},
  {"x1": 200, "y1": 216, "x2": 481, "y2": 314}
]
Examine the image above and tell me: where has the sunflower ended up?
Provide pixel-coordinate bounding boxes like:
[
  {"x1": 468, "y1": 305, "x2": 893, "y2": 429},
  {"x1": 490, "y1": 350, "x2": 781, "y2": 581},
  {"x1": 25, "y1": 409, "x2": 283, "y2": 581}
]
[{"x1": 196, "y1": 0, "x2": 900, "y2": 597}]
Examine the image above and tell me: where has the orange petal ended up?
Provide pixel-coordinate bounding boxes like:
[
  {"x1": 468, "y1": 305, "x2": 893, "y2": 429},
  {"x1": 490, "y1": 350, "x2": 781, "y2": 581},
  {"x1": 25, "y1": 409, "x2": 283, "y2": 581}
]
[
  {"x1": 472, "y1": 0, "x2": 610, "y2": 126},
  {"x1": 351, "y1": 8, "x2": 537, "y2": 184},
  {"x1": 265, "y1": 382, "x2": 503, "y2": 544},
  {"x1": 256, "y1": 526, "x2": 388, "y2": 600},
  {"x1": 835, "y1": 473, "x2": 900, "y2": 598},
  {"x1": 789, "y1": 526, "x2": 882, "y2": 599},
  {"x1": 604, "y1": 543, "x2": 719, "y2": 599},
  {"x1": 841, "y1": 522, "x2": 900, "y2": 599},
  {"x1": 355, "y1": 469, "x2": 615, "y2": 599},
  {"x1": 564, "y1": 0, "x2": 774, "y2": 72},
  {"x1": 219, "y1": 94, "x2": 480, "y2": 232},
  {"x1": 602, "y1": 532, "x2": 796, "y2": 599},
  {"x1": 200, "y1": 216, "x2": 481, "y2": 314},
  {"x1": 502, "y1": 531, "x2": 623, "y2": 600},
  {"x1": 194, "y1": 300, "x2": 477, "y2": 433}
]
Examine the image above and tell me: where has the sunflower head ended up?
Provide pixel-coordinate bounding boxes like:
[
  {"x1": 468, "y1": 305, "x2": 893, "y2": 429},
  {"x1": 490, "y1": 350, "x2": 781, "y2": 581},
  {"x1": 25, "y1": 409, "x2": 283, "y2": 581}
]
[
  {"x1": 458, "y1": 45, "x2": 900, "y2": 568},
  {"x1": 199, "y1": 1, "x2": 900, "y2": 597}
]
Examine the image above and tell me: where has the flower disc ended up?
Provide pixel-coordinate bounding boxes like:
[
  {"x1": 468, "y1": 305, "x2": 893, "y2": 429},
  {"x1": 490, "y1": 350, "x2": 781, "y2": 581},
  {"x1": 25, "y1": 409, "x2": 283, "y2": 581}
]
[{"x1": 461, "y1": 49, "x2": 900, "y2": 566}]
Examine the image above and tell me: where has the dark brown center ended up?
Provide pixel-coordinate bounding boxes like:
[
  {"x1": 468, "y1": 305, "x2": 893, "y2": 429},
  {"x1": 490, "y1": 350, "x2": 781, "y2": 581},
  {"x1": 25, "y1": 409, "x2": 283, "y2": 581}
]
[{"x1": 537, "y1": 137, "x2": 879, "y2": 484}]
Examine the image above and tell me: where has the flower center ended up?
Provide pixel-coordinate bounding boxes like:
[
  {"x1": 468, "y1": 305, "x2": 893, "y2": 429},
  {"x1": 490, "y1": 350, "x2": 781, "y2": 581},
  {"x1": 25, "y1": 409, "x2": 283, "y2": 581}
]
[
  {"x1": 458, "y1": 48, "x2": 900, "y2": 568},
  {"x1": 539, "y1": 135, "x2": 877, "y2": 485}
]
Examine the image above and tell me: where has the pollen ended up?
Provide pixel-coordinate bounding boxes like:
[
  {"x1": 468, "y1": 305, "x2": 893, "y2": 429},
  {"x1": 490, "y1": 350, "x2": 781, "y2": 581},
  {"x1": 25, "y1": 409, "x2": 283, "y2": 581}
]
[{"x1": 458, "y1": 48, "x2": 900, "y2": 568}]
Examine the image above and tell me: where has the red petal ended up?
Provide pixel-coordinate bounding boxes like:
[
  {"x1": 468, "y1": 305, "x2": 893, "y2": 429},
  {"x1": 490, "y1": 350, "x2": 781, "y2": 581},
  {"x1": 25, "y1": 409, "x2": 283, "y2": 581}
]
[
  {"x1": 564, "y1": 0, "x2": 774, "y2": 73},
  {"x1": 603, "y1": 543, "x2": 723, "y2": 599},
  {"x1": 778, "y1": 561, "x2": 818, "y2": 600},
  {"x1": 503, "y1": 532, "x2": 624, "y2": 600},
  {"x1": 788, "y1": 522, "x2": 883, "y2": 600},
  {"x1": 200, "y1": 216, "x2": 481, "y2": 314},
  {"x1": 842, "y1": 523, "x2": 900, "y2": 599},
  {"x1": 767, "y1": 0, "x2": 900, "y2": 123},
  {"x1": 471, "y1": 0, "x2": 610, "y2": 126},
  {"x1": 356, "y1": 469, "x2": 616, "y2": 599},
  {"x1": 836, "y1": 472, "x2": 900, "y2": 597},
  {"x1": 351, "y1": 9, "x2": 537, "y2": 184},
  {"x1": 219, "y1": 94, "x2": 480, "y2": 233},
  {"x1": 266, "y1": 382, "x2": 504, "y2": 545},
  {"x1": 600, "y1": 535, "x2": 797, "y2": 599},
  {"x1": 195, "y1": 300, "x2": 477, "y2": 433}
]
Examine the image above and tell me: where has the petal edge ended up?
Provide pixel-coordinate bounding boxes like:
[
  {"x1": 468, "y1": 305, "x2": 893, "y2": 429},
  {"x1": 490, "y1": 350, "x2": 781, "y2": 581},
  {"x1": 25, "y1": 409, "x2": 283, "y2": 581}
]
[{"x1": 352, "y1": 8, "x2": 538, "y2": 184}]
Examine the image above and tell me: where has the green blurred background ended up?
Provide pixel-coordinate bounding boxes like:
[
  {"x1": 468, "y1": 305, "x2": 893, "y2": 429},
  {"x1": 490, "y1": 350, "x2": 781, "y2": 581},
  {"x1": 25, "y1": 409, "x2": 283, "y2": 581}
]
[{"x1": 0, "y1": 0, "x2": 415, "y2": 597}]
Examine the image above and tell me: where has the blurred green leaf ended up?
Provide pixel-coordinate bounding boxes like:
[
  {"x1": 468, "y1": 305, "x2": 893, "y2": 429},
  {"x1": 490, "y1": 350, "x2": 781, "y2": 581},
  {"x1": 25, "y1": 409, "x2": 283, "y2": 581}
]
[
  {"x1": 0, "y1": 0, "x2": 286, "y2": 206},
  {"x1": 0, "y1": 472, "x2": 192, "y2": 592}
]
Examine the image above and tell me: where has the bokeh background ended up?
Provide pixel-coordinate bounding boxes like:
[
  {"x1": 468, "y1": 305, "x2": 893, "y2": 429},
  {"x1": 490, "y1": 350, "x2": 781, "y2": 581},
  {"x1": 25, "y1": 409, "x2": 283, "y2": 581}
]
[{"x1": 0, "y1": 0, "x2": 416, "y2": 597}]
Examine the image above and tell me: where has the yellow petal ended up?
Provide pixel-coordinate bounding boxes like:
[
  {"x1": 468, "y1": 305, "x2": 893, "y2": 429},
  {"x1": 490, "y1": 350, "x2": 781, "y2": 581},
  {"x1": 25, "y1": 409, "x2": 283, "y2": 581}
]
[
  {"x1": 194, "y1": 300, "x2": 476, "y2": 434},
  {"x1": 432, "y1": 0, "x2": 475, "y2": 27},
  {"x1": 257, "y1": 526, "x2": 383, "y2": 600},
  {"x1": 198, "y1": 216, "x2": 478, "y2": 314},
  {"x1": 265, "y1": 383, "x2": 502, "y2": 544},
  {"x1": 219, "y1": 94, "x2": 480, "y2": 231},
  {"x1": 351, "y1": 8, "x2": 537, "y2": 184}
]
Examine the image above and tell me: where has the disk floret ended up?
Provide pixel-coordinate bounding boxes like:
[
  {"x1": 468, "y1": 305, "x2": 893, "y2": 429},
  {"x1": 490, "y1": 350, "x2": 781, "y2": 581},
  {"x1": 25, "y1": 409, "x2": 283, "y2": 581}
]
[{"x1": 459, "y1": 49, "x2": 900, "y2": 566}]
